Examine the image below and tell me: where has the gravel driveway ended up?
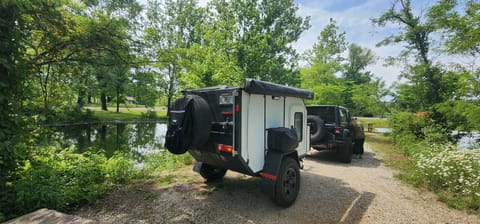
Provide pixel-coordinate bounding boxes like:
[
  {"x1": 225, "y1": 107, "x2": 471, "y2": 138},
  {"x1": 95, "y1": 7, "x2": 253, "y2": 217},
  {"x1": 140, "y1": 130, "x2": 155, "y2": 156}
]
[{"x1": 75, "y1": 143, "x2": 480, "y2": 223}]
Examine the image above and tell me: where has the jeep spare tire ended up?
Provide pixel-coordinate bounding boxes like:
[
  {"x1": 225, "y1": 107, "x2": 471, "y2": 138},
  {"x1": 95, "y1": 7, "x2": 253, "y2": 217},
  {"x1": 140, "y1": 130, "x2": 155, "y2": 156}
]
[
  {"x1": 165, "y1": 95, "x2": 212, "y2": 154},
  {"x1": 307, "y1": 115, "x2": 325, "y2": 142}
]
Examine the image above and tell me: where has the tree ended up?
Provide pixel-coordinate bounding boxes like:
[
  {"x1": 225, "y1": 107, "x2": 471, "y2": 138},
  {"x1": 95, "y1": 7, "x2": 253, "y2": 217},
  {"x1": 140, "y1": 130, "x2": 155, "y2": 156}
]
[
  {"x1": 429, "y1": 0, "x2": 480, "y2": 56},
  {"x1": 342, "y1": 43, "x2": 376, "y2": 111},
  {"x1": 301, "y1": 18, "x2": 347, "y2": 105},
  {"x1": 343, "y1": 43, "x2": 375, "y2": 85},
  {"x1": 144, "y1": 0, "x2": 203, "y2": 110},
  {"x1": 351, "y1": 79, "x2": 389, "y2": 116},
  {"x1": 205, "y1": 0, "x2": 310, "y2": 85},
  {"x1": 0, "y1": 1, "x2": 26, "y2": 203},
  {"x1": 305, "y1": 18, "x2": 347, "y2": 66},
  {"x1": 76, "y1": 0, "x2": 141, "y2": 111},
  {"x1": 373, "y1": 0, "x2": 442, "y2": 110}
]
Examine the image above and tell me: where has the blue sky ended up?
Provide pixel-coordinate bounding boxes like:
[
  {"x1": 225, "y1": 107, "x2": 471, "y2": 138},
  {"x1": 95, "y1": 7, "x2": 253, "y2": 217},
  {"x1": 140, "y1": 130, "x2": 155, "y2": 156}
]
[
  {"x1": 292, "y1": 0, "x2": 405, "y2": 85},
  {"x1": 192, "y1": 0, "x2": 469, "y2": 86}
]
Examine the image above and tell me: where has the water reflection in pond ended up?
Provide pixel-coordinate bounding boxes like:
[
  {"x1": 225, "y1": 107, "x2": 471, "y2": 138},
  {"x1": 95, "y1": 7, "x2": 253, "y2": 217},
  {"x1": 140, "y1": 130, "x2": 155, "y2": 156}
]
[{"x1": 46, "y1": 122, "x2": 167, "y2": 161}]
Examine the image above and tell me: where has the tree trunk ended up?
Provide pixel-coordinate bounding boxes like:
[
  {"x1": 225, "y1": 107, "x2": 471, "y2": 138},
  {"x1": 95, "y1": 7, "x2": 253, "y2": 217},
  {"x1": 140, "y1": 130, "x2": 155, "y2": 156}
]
[
  {"x1": 116, "y1": 86, "x2": 120, "y2": 113},
  {"x1": 77, "y1": 88, "x2": 85, "y2": 106},
  {"x1": 101, "y1": 92, "x2": 108, "y2": 111},
  {"x1": 166, "y1": 65, "x2": 175, "y2": 112}
]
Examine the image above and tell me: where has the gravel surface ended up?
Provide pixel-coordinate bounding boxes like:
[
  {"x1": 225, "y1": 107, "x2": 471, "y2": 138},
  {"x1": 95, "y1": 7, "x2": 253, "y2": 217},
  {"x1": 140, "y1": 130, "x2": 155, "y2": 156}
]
[{"x1": 75, "y1": 143, "x2": 480, "y2": 223}]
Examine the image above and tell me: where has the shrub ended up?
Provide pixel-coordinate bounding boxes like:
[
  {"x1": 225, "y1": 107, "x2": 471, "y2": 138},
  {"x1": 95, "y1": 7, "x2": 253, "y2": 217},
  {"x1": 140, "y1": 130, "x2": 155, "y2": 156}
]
[
  {"x1": 415, "y1": 144, "x2": 480, "y2": 210},
  {"x1": 6, "y1": 145, "x2": 140, "y2": 219},
  {"x1": 141, "y1": 110, "x2": 157, "y2": 119},
  {"x1": 143, "y1": 150, "x2": 193, "y2": 173},
  {"x1": 104, "y1": 152, "x2": 139, "y2": 184}
]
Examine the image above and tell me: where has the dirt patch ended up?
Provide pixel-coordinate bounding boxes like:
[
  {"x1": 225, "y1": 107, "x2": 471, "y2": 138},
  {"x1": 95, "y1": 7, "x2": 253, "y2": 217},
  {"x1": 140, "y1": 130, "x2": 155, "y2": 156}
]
[{"x1": 74, "y1": 144, "x2": 480, "y2": 223}]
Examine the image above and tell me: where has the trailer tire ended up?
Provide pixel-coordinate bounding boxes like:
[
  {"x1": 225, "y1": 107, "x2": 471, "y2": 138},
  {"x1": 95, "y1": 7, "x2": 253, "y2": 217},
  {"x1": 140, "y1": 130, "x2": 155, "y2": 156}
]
[
  {"x1": 307, "y1": 115, "x2": 325, "y2": 143},
  {"x1": 338, "y1": 137, "x2": 353, "y2": 163},
  {"x1": 199, "y1": 164, "x2": 227, "y2": 182},
  {"x1": 274, "y1": 157, "x2": 300, "y2": 207},
  {"x1": 190, "y1": 95, "x2": 212, "y2": 148}
]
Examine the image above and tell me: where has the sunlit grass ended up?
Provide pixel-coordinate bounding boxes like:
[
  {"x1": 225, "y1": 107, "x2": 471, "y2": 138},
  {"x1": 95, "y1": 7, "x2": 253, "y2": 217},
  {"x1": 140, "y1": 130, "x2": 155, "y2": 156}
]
[
  {"x1": 357, "y1": 117, "x2": 389, "y2": 128},
  {"x1": 88, "y1": 107, "x2": 167, "y2": 121},
  {"x1": 365, "y1": 132, "x2": 416, "y2": 178}
]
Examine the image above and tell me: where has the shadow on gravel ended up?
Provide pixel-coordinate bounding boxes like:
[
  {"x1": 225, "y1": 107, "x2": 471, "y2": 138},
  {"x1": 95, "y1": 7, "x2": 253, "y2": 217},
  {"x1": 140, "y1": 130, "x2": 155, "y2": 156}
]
[
  {"x1": 74, "y1": 169, "x2": 375, "y2": 224},
  {"x1": 195, "y1": 171, "x2": 376, "y2": 224},
  {"x1": 307, "y1": 150, "x2": 381, "y2": 168}
]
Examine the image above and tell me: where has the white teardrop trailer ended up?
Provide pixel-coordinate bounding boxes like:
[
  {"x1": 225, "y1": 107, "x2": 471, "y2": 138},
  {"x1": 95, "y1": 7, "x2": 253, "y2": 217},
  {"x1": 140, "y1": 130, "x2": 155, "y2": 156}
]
[{"x1": 165, "y1": 79, "x2": 313, "y2": 207}]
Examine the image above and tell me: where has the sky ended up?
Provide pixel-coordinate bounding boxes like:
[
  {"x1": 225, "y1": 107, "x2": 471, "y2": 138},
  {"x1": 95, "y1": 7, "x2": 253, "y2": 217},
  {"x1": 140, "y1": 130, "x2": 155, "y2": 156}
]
[
  {"x1": 293, "y1": 0, "x2": 403, "y2": 85},
  {"x1": 164, "y1": 0, "x2": 468, "y2": 86},
  {"x1": 192, "y1": 0, "x2": 424, "y2": 86}
]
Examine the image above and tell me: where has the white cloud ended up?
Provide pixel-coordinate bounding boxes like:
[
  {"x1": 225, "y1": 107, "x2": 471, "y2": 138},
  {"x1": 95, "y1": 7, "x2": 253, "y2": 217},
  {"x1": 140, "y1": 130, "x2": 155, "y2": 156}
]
[{"x1": 294, "y1": 0, "x2": 407, "y2": 86}]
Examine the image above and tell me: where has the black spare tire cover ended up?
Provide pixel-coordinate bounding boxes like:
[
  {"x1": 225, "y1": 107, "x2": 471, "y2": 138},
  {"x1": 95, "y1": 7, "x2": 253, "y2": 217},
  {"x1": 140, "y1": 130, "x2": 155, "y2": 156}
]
[
  {"x1": 307, "y1": 115, "x2": 325, "y2": 143},
  {"x1": 165, "y1": 95, "x2": 212, "y2": 154}
]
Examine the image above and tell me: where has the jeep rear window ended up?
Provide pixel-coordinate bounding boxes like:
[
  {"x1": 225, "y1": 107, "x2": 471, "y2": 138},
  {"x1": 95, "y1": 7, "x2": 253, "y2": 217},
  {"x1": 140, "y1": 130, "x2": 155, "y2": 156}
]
[{"x1": 307, "y1": 107, "x2": 336, "y2": 124}]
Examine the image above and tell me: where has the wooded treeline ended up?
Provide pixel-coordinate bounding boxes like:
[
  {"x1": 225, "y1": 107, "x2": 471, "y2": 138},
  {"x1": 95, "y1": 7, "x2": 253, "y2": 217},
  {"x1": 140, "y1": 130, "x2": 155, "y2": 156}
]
[{"x1": 1, "y1": 0, "x2": 479, "y2": 219}]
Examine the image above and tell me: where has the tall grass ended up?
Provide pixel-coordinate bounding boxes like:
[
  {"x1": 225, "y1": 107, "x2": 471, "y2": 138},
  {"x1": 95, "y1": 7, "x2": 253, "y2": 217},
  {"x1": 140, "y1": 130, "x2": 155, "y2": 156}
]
[
  {"x1": 1, "y1": 145, "x2": 192, "y2": 222},
  {"x1": 388, "y1": 112, "x2": 480, "y2": 212}
]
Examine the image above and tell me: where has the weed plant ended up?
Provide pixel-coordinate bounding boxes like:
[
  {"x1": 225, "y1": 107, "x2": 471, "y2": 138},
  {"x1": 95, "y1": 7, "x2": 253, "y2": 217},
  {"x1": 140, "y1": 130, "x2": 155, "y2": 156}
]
[
  {"x1": 389, "y1": 112, "x2": 480, "y2": 212},
  {"x1": 1, "y1": 145, "x2": 192, "y2": 222}
]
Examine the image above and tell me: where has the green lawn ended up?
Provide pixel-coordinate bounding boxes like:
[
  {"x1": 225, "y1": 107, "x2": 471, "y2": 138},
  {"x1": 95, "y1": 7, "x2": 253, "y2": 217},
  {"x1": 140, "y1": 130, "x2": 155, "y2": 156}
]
[
  {"x1": 87, "y1": 106, "x2": 167, "y2": 121},
  {"x1": 357, "y1": 117, "x2": 389, "y2": 129}
]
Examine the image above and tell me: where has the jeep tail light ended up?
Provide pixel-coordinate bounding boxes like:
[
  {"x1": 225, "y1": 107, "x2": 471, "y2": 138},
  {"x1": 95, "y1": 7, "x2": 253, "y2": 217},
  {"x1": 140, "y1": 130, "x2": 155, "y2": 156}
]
[
  {"x1": 217, "y1": 144, "x2": 233, "y2": 153},
  {"x1": 334, "y1": 127, "x2": 342, "y2": 134},
  {"x1": 235, "y1": 104, "x2": 240, "y2": 113}
]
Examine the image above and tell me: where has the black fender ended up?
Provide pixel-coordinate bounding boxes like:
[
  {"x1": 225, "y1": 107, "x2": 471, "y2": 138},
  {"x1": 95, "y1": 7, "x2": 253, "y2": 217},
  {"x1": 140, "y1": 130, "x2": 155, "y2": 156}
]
[{"x1": 260, "y1": 150, "x2": 299, "y2": 199}]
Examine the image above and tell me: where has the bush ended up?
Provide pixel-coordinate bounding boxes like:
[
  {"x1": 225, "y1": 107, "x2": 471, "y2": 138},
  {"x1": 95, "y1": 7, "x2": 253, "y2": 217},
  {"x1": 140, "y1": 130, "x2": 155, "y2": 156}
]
[
  {"x1": 141, "y1": 110, "x2": 157, "y2": 119},
  {"x1": 389, "y1": 111, "x2": 450, "y2": 155},
  {"x1": 3, "y1": 145, "x2": 140, "y2": 219},
  {"x1": 104, "y1": 152, "x2": 139, "y2": 184},
  {"x1": 415, "y1": 144, "x2": 480, "y2": 210},
  {"x1": 143, "y1": 150, "x2": 193, "y2": 173}
]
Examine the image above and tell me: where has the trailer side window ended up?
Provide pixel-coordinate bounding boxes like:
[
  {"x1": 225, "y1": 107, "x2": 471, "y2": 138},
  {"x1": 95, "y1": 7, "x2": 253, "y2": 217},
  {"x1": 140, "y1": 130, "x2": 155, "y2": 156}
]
[{"x1": 294, "y1": 112, "x2": 303, "y2": 141}]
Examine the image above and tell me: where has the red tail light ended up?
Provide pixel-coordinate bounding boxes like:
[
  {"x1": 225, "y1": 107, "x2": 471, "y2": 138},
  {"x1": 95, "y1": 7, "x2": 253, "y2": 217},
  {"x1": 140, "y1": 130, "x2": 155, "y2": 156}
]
[
  {"x1": 235, "y1": 104, "x2": 240, "y2": 112},
  {"x1": 334, "y1": 127, "x2": 342, "y2": 134},
  {"x1": 217, "y1": 144, "x2": 233, "y2": 153}
]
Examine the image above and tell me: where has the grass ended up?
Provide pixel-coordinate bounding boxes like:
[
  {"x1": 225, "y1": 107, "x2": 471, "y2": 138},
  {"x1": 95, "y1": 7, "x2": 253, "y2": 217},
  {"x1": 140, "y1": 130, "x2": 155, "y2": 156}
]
[
  {"x1": 365, "y1": 132, "x2": 417, "y2": 182},
  {"x1": 357, "y1": 117, "x2": 389, "y2": 129},
  {"x1": 366, "y1": 132, "x2": 480, "y2": 214},
  {"x1": 87, "y1": 106, "x2": 167, "y2": 122}
]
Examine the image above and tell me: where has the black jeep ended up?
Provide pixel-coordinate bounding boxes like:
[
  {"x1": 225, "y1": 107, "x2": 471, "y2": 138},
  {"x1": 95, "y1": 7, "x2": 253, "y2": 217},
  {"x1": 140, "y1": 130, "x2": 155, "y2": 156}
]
[{"x1": 306, "y1": 105, "x2": 365, "y2": 163}]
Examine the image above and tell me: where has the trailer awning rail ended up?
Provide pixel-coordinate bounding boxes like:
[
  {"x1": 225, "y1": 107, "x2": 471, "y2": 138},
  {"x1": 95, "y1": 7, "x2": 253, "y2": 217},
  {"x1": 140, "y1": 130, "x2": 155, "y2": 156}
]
[{"x1": 244, "y1": 78, "x2": 314, "y2": 99}]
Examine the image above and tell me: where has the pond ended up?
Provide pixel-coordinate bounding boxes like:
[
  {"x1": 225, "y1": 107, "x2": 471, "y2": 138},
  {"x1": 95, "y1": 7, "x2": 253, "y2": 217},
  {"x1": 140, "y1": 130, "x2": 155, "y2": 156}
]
[
  {"x1": 44, "y1": 122, "x2": 167, "y2": 161},
  {"x1": 43, "y1": 122, "x2": 479, "y2": 161}
]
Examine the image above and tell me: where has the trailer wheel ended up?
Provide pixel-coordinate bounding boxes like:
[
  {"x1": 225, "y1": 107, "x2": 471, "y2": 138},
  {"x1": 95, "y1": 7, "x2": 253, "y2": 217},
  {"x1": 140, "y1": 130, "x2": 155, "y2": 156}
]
[
  {"x1": 274, "y1": 157, "x2": 300, "y2": 207},
  {"x1": 199, "y1": 164, "x2": 227, "y2": 182},
  {"x1": 338, "y1": 137, "x2": 353, "y2": 163}
]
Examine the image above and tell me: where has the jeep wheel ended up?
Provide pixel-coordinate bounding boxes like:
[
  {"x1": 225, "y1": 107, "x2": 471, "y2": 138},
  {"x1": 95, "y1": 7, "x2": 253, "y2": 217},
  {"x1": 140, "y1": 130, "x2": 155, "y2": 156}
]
[
  {"x1": 199, "y1": 164, "x2": 227, "y2": 182},
  {"x1": 338, "y1": 137, "x2": 353, "y2": 163},
  {"x1": 274, "y1": 157, "x2": 300, "y2": 207}
]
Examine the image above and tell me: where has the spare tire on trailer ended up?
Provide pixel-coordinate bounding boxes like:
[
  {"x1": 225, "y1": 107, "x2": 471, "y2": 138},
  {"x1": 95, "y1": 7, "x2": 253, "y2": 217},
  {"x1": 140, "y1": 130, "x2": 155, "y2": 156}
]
[
  {"x1": 165, "y1": 95, "x2": 212, "y2": 154},
  {"x1": 307, "y1": 115, "x2": 325, "y2": 142},
  {"x1": 190, "y1": 95, "x2": 212, "y2": 148}
]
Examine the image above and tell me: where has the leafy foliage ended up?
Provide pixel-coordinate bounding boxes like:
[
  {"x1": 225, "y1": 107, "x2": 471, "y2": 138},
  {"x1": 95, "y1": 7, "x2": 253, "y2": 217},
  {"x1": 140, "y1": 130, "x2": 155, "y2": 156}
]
[{"x1": 301, "y1": 19, "x2": 388, "y2": 116}]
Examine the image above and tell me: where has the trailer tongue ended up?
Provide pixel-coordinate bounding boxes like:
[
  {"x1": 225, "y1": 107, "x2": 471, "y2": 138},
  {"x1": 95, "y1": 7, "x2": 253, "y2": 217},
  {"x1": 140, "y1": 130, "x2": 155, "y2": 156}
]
[{"x1": 165, "y1": 79, "x2": 313, "y2": 207}]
